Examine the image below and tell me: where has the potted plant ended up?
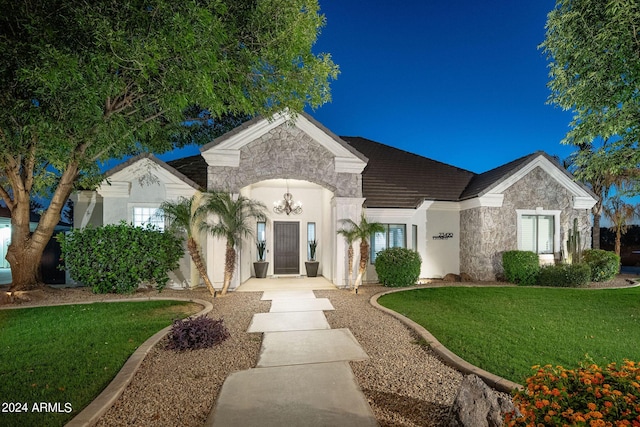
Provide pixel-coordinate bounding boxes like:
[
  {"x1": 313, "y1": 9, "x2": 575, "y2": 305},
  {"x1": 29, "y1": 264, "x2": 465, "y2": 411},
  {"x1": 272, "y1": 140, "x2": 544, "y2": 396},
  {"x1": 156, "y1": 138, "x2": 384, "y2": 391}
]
[
  {"x1": 305, "y1": 240, "x2": 319, "y2": 277},
  {"x1": 254, "y1": 240, "x2": 268, "y2": 278}
]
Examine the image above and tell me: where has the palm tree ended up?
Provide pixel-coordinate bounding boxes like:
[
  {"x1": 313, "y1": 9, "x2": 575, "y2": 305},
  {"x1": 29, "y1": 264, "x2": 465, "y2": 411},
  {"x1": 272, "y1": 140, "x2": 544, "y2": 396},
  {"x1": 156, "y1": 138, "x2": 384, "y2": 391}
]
[
  {"x1": 200, "y1": 191, "x2": 267, "y2": 296},
  {"x1": 336, "y1": 225, "x2": 357, "y2": 290},
  {"x1": 159, "y1": 192, "x2": 217, "y2": 297},
  {"x1": 603, "y1": 196, "x2": 640, "y2": 259},
  {"x1": 338, "y1": 213, "x2": 384, "y2": 293},
  {"x1": 566, "y1": 143, "x2": 640, "y2": 249}
]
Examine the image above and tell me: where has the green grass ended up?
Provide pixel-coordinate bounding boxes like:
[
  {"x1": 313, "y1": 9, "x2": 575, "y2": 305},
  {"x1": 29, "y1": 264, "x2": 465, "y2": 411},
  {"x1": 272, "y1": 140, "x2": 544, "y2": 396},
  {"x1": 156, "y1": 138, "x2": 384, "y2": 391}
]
[
  {"x1": 378, "y1": 286, "x2": 640, "y2": 384},
  {"x1": 0, "y1": 300, "x2": 200, "y2": 427}
]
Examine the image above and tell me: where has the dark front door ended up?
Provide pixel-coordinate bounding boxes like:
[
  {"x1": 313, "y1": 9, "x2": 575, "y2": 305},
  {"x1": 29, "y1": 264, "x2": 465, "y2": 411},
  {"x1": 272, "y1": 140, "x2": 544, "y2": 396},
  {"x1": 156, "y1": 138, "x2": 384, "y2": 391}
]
[{"x1": 274, "y1": 221, "x2": 299, "y2": 274}]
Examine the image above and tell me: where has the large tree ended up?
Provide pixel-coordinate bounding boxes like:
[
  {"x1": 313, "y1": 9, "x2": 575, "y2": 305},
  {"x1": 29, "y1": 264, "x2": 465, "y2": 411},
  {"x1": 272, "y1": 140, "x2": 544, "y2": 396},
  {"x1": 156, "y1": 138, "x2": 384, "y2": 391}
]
[
  {"x1": 0, "y1": 0, "x2": 338, "y2": 290},
  {"x1": 541, "y1": 0, "x2": 640, "y2": 195}
]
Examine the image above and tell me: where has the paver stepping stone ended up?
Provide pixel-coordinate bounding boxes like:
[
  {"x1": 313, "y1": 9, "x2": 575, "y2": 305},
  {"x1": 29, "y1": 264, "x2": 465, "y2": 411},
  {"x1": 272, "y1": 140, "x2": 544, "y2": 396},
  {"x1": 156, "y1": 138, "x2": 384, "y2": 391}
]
[
  {"x1": 257, "y1": 328, "x2": 369, "y2": 367},
  {"x1": 206, "y1": 361, "x2": 378, "y2": 427},
  {"x1": 247, "y1": 311, "x2": 330, "y2": 333},
  {"x1": 269, "y1": 297, "x2": 334, "y2": 312},
  {"x1": 261, "y1": 290, "x2": 316, "y2": 300}
]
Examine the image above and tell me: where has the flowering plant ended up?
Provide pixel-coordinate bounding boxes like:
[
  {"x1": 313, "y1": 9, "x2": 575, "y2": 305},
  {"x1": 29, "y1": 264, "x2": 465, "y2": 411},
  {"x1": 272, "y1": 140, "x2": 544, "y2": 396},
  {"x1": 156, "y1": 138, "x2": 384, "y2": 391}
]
[{"x1": 505, "y1": 360, "x2": 640, "y2": 426}]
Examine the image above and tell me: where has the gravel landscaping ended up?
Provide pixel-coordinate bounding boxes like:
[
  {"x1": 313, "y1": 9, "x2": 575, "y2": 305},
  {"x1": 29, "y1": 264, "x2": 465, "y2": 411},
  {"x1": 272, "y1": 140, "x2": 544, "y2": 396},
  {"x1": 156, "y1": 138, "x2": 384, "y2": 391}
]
[{"x1": 2, "y1": 274, "x2": 637, "y2": 426}]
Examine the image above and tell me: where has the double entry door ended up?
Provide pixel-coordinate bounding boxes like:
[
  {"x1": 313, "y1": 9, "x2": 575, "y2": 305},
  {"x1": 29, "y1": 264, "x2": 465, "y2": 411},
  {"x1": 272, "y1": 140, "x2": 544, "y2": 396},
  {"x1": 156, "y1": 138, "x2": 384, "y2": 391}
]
[{"x1": 273, "y1": 221, "x2": 299, "y2": 275}]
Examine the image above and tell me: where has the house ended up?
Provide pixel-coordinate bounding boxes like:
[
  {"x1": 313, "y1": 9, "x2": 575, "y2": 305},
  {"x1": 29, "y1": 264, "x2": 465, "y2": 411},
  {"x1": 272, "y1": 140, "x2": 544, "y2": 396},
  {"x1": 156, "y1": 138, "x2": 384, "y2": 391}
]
[
  {"x1": 0, "y1": 207, "x2": 71, "y2": 285},
  {"x1": 72, "y1": 113, "x2": 597, "y2": 289}
]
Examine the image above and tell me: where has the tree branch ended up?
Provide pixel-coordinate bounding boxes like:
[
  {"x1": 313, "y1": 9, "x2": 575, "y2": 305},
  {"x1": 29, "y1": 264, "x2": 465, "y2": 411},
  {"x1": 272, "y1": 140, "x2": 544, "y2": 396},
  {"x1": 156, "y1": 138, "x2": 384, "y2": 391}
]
[
  {"x1": 21, "y1": 134, "x2": 37, "y2": 193},
  {"x1": 90, "y1": 109, "x2": 166, "y2": 162}
]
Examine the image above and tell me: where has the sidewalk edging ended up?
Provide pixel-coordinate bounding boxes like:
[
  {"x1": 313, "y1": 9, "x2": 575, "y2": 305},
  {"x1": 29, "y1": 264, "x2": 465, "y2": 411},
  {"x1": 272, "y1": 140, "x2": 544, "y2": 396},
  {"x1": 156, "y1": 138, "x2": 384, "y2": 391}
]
[
  {"x1": 369, "y1": 286, "x2": 523, "y2": 393},
  {"x1": 65, "y1": 297, "x2": 213, "y2": 427}
]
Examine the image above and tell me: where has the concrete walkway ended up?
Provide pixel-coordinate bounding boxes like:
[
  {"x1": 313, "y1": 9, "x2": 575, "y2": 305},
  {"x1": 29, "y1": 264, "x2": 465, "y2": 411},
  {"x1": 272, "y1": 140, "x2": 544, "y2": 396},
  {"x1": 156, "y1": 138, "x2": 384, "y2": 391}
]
[{"x1": 206, "y1": 287, "x2": 378, "y2": 427}]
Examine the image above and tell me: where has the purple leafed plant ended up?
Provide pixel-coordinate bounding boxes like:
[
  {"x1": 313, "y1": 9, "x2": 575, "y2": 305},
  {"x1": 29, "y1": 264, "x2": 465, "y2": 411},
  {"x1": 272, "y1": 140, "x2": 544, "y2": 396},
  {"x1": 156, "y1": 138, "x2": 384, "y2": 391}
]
[{"x1": 166, "y1": 315, "x2": 230, "y2": 351}]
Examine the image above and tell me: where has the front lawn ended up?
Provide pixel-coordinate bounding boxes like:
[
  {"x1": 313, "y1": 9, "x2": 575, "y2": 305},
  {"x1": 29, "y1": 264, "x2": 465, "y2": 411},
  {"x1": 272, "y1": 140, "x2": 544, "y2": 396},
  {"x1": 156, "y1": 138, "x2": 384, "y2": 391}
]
[
  {"x1": 0, "y1": 300, "x2": 200, "y2": 427},
  {"x1": 377, "y1": 286, "x2": 640, "y2": 384}
]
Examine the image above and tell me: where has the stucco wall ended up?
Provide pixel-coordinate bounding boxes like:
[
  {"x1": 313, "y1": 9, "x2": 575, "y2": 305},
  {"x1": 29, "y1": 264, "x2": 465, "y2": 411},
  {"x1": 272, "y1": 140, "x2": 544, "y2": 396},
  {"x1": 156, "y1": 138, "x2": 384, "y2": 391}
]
[
  {"x1": 425, "y1": 208, "x2": 461, "y2": 278},
  {"x1": 460, "y1": 166, "x2": 591, "y2": 281},
  {"x1": 207, "y1": 123, "x2": 362, "y2": 198}
]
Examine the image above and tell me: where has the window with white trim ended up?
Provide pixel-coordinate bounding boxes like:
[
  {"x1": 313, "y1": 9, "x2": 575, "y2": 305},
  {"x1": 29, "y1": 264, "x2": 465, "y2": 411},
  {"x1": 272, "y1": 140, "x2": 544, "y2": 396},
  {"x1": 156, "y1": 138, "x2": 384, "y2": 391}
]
[
  {"x1": 307, "y1": 222, "x2": 316, "y2": 260},
  {"x1": 370, "y1": 224, "x2": 406, "y2": 263},
  {"x1": 517, "y1": 209, "x2": 560, "y2": 255},
  {"x1": 133, "y1": 207, "x2": 165, "y2": 231}
]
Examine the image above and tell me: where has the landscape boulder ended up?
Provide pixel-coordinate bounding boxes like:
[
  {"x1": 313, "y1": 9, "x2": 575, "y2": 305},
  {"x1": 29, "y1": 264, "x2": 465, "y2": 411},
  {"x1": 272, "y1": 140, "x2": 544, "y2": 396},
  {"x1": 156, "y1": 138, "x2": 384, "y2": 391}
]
[
  {"x1": 448, "y1": 374, "x2": 517, "y2": 427},
  {"x1": 443, "y1": 273, "x2": 461, "y2": 282}
]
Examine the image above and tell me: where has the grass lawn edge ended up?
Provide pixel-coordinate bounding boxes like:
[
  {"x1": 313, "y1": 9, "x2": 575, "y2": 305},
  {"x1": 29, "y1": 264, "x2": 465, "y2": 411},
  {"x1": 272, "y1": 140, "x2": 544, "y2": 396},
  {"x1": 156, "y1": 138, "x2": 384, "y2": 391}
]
[
  {"x1": 369, "y1": 285, "x2": 524, "y2": 394},
  {"x1": 63, "y1": 296, "x2": 214, "y2": 427}
]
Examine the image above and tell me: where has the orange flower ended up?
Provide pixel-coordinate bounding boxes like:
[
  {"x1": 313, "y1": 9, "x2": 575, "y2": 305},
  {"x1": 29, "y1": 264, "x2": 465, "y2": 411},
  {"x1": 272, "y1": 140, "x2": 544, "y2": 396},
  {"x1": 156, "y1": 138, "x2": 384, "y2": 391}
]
[{"x1": 588, "y1": 402, "x2": 598, "y2": 411}]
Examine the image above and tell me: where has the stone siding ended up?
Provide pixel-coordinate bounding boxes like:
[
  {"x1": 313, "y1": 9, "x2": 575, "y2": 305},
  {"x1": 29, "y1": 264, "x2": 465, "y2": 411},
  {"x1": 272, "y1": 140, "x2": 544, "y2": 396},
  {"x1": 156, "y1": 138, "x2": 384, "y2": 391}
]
[
  {"x1": 460, "y1": 166, "x2": 591, "y2": 281},
  {"x1": 207, "y1": 123, "x2": 362, "y2": 197}
]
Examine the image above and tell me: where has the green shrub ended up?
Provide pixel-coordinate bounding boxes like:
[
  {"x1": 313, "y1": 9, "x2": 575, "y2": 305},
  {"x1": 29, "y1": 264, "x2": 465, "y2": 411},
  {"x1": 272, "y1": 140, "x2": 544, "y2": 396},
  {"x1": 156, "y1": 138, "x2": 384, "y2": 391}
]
[
  {"x1": 506, "y1": 360, "x2": 640, "y2": 426},
  {"x1": 583, "y1": 249, "x2": 620, "y2": 282},
  {"x1": 502, "y1": 251, "x2": 540, "y2": 286},
  {"x1": 374, "y1": 247, "x2": 421, "y2": 287},
  {"x1": 58, "y1": 222, "x2": 184, "y2": 294},
  {"x1": 537, "y1": 263, "x2": 591, "y2": 287}
]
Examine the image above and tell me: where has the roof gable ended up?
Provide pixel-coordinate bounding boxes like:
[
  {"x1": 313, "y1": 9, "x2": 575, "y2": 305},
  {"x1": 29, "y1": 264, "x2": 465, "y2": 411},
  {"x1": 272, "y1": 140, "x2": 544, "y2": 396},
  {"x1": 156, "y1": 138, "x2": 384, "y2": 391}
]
[
  {"x1": 200, "y1": 112, "x2": 367, "y2": 174},
  {"x1": 459, "y1": 151, "x2": 597, "y2": 209},
  {"x1": 98, "y1": 153, "x2": 201, "y2": 198}
]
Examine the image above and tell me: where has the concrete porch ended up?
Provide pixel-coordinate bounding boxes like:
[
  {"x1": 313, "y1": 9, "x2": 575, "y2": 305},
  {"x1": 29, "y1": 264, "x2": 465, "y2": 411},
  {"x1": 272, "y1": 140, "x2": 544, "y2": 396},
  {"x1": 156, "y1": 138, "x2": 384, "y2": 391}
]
[{"x1": 236, "y1": 276, "x2": 337, "y2": 292}]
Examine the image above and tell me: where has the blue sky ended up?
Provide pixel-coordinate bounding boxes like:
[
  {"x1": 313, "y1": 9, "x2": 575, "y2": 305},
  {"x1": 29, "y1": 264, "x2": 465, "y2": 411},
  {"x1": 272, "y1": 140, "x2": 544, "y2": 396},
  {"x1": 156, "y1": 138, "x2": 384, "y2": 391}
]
[{"x1": 304, "y1": 0, "x2": 574, "y2": 173}]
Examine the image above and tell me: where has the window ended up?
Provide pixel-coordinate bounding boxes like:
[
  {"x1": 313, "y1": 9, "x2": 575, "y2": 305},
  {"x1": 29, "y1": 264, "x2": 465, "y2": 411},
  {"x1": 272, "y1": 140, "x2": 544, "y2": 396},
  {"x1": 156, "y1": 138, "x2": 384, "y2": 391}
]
[
  {"x1": 307, "y1": 222, "x2": 316, "y2": 260},
  {"x1": 370, "y1": 224, "x2": 406, "y2": 263},
  {"x1": 517, "y1": 210, "x2": 560, "y2": 255},
  {"x1": 257, "y1": 221, "x2": 266, "y2": 242},
  {"x1": 133, "y1": 207, "x2": 164, "y2": 231}
]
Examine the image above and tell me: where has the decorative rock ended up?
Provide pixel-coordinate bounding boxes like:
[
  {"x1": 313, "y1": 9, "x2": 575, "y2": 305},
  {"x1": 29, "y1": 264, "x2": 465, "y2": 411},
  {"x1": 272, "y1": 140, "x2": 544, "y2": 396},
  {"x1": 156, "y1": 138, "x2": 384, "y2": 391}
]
[
  {"x1": 447, "y1": 374, "x2": 516, "y2": 427},
  {"x1": 443, "y1": 273, "x2": 461, "y2": 282}
]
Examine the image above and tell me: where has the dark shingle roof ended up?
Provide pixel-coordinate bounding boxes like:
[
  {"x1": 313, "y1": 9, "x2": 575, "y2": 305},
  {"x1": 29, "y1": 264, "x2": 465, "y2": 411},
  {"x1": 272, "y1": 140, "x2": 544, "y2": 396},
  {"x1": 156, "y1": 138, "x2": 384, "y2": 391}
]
[
  {"x1": 166, "y1": 155, "x2": 208, "y2": 189},
  {"x1": 342, "y1": 137, "x2": 476, "y2": 208},
  {"x1": 458, "y1": 152, "x2": 542, "y2": 200}
]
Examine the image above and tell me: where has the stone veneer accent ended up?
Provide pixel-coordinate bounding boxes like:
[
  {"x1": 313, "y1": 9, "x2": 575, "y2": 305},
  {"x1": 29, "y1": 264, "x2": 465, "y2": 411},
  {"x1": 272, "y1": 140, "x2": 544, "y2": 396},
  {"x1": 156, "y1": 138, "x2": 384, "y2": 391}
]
[
  {"x1": 460, "y1": 166, "x2": 591, "y2": 281},
  {"x1": 207, "y1": 123, "x2": 362, "y2": 197}
]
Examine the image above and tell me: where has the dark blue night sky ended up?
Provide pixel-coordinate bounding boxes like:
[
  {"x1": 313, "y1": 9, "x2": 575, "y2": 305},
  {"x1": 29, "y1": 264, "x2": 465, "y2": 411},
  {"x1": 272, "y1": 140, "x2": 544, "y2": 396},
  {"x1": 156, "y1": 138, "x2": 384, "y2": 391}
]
[{"x1": 307, "y1": 0, "x2": 574, "y2": 173}]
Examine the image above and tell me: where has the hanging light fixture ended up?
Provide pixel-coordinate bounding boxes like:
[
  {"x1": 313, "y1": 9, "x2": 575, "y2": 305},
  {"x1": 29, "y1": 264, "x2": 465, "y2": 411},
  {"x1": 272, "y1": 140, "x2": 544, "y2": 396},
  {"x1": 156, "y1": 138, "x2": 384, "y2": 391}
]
[{"x1": 273, "y1": 181, "x2": 302, "y2": 215}]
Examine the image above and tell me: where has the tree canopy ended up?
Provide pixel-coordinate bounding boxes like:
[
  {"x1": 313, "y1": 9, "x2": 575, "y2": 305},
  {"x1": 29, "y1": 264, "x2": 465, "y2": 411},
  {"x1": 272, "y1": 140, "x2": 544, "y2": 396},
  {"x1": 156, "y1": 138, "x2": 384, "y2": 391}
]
[
  {"x1": 0, "y1": 0, "x2": 338, "y2": 289},
  {"x1": 540, "y1": 0, "x2": 640, "y2": 179}
]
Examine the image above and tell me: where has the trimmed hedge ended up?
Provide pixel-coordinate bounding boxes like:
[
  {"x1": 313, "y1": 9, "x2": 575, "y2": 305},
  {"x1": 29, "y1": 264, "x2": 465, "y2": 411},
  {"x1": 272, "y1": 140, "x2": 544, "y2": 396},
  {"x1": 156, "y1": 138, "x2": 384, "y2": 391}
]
[
  {"x1": 374, "y1": 247, "x2": 421, "y2": 287},
  {"x1": 58, "y1": 222, "x2": 184, "y2": 294},
  {"x1": 537, "y1": 263, "x2": 591, "y2": 287},
  {"x1": 583, "y1": 249, "x2": 620, "y2": 282},
  {"x1": 503, "y1": 251, "x2": 540, "y2": 286}
]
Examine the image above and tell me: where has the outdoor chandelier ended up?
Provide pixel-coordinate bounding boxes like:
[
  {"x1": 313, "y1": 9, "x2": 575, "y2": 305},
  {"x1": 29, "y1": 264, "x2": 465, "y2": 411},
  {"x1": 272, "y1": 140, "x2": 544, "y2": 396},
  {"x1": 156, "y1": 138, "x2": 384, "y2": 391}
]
[{"x1": 273, "y1": 191, "x2": 302, "y2": 215}]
